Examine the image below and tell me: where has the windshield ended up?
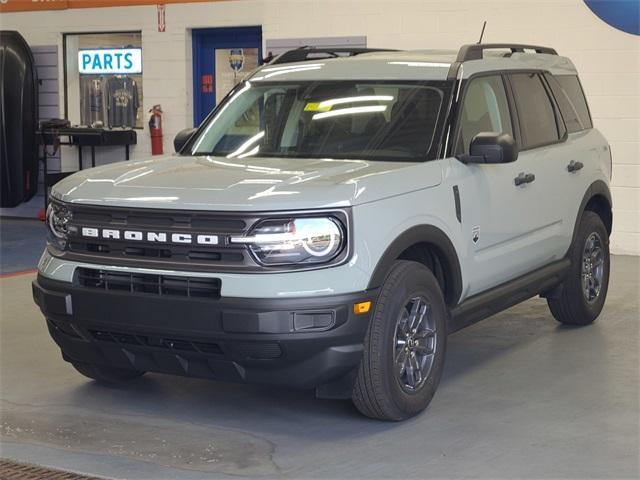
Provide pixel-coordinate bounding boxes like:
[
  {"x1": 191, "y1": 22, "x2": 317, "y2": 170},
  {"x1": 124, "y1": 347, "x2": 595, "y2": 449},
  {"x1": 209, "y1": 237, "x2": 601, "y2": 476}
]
[{"x1": 185, "y1": 80, "x2": 450, "y2": 161}]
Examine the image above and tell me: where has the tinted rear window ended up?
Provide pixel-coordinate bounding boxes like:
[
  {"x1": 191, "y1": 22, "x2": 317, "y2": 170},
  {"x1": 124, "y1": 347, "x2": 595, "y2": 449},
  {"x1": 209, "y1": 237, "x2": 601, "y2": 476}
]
[
  {"x1": 509, "y1": 73, "x2": 560, "y2": 149},
  {"x1": 555, "y1": 75, "x2": 593, "y2": 131}
]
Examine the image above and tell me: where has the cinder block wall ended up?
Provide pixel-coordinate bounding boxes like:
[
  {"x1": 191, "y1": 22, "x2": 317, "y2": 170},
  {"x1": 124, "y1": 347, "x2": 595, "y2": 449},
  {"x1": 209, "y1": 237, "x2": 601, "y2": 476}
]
[{"x1": 2, "y1": 0, "x2": 639, "y2": 255}]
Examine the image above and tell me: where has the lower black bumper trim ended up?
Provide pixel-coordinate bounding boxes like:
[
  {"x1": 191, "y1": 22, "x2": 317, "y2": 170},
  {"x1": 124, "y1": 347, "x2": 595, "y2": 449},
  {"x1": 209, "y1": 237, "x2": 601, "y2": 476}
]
[{"x1": 34, "y1": 274, "x2": 377, "y2": 391}]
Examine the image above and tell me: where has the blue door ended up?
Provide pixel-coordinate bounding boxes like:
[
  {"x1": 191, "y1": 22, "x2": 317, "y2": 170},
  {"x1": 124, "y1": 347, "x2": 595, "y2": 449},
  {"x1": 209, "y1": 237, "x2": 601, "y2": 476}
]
[{"x1": 192, "y1": 26, "x2": 262, "y2": 126}]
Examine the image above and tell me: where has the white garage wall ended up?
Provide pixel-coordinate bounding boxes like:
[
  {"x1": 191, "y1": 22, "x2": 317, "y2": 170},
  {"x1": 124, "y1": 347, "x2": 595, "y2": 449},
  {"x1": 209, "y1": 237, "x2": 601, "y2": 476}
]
[{"x1": 2, "y1": 0, "x2": 639, "y2": 255}]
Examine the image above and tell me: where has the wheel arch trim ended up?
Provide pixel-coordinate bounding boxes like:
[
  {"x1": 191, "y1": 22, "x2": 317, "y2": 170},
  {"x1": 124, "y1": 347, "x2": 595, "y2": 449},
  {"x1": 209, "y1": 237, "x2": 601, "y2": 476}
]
[
  {"x1": 367, "y1": 225, "x2": 463, "y2": 306},
  {"x1": 571, "y1": 180, "x2": 612, "y2": 247}
]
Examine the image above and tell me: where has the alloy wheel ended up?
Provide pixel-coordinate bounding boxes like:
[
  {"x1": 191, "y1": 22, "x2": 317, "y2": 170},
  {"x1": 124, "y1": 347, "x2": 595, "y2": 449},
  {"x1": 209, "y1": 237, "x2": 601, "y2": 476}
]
[
  {"x1": 393, "y1": 295, "x2": 437, "y2": 392},
  {"x1": 581, "y1": 232, "x2": 605, "y2": 303}
]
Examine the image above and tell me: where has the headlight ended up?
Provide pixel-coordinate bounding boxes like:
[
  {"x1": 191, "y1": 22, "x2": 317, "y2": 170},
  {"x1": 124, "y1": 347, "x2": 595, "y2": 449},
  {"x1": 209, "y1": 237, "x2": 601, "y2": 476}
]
[
  {"x1": 231, "y1": 217, "x2": 345, "y2": 266},
  {"x1": 46, "y1": 201, "x2": 72, "y2": 249}
]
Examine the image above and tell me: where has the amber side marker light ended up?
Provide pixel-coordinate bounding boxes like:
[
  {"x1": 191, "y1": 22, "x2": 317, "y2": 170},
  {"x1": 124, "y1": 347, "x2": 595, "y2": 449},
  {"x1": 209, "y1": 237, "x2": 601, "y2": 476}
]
[{"x1": 353, "y1": 301, "x2": 372, "y2": 315}]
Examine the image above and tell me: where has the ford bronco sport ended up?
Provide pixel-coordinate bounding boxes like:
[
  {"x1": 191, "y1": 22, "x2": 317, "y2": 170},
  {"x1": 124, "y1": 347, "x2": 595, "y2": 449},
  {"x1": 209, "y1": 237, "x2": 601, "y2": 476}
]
[{"x1": 33, "y1": 44, "x2": 612, "y2": 420}]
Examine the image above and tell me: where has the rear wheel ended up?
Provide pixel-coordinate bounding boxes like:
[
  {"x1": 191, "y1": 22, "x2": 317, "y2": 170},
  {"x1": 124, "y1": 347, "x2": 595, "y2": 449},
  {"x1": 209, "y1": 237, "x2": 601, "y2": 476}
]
[
  {"x1": 72, "y1": 361, "x2": 144, "y2": 385},
  {"x1": 547, "y1": 211, "x2": 610, "y2": 325},
  {"x1": 352, "y1": 260, "x2": 447, "y2": 421}
]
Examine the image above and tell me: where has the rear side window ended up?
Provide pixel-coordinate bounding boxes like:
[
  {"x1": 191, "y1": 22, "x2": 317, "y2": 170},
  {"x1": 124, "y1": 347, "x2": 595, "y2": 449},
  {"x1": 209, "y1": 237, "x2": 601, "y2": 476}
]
[
  {"x1": 555, "y1": 75, "x2": 593, "y2": 131},
  {"x1": 509, "y1": 73, "x2": 561, "y2": 149},
  {"x1": 455, "y1": 75, "x2": 513, "y2": 155}
]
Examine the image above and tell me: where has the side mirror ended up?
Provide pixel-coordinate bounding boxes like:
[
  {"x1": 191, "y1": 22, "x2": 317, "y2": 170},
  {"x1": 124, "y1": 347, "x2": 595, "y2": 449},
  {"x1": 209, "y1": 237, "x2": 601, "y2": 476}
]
[
  {"x1": 174, "y1": 128, "x2": 197, "y2": 153},
  {"x1": 457, "y1": 132, "x2": 518, "y2": 164}
]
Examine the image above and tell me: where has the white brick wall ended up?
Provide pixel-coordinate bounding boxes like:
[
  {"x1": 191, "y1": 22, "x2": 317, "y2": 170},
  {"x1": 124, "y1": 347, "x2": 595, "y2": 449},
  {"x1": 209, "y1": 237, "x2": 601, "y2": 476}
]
[{"x1": 2, "y1": 0, "x2": 639, "y2": 254}]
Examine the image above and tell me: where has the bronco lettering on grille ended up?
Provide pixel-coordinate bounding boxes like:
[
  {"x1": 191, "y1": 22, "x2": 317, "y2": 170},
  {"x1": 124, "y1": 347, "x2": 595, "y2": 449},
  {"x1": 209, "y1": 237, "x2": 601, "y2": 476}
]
[{"x1": 81, "y1": 227, "x2": 219, "y2": 245}]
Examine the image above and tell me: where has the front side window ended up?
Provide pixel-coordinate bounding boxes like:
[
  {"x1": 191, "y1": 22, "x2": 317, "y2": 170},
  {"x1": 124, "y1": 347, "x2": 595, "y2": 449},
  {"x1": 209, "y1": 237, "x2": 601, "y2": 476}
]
[
  {"x1": 509, "y1": 73, "x2": 560, "y2": 149},
  {"x1": 456, "y1": 75, "x2": 513, "y2": 155},
  {"x1": 186, "y1": 81, "x2": 449, "y2": 161}
]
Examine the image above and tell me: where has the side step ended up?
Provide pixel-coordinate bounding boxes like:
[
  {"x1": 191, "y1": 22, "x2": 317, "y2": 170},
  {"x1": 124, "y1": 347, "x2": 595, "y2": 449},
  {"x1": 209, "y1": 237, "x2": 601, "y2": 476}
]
[{"x1": 449, "y1": 259, "x2": 570, "y2": 333}]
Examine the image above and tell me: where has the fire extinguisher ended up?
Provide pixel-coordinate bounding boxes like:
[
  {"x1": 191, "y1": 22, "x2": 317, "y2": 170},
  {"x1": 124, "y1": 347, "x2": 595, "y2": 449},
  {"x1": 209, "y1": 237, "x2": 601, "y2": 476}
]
[{"x1": 149, "y1": 104, "x2": 163, "y2": 155}]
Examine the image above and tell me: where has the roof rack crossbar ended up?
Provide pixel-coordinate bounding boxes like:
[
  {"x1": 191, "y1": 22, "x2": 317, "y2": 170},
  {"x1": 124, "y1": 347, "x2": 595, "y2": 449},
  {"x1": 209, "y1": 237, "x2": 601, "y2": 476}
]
[
  {"x1": 267, "y1": 47, "x2": 398, "y2": 65},
  {"x1": 456, "y1": 43, "x2": 558, "y2": 62}
]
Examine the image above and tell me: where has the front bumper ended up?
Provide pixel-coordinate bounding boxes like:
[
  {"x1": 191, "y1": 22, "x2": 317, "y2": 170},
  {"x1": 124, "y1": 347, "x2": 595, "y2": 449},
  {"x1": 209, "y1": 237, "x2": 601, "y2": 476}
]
[{"x1": 32, "y1": 275, "x2": 376, "y2": 393}]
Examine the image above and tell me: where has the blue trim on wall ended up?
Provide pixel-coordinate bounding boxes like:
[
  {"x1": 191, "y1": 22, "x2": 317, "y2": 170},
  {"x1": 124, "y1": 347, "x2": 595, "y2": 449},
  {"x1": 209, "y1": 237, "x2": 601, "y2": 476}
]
[{"x1": 191, "y1": 26, "x2": 263, "y2": 126}]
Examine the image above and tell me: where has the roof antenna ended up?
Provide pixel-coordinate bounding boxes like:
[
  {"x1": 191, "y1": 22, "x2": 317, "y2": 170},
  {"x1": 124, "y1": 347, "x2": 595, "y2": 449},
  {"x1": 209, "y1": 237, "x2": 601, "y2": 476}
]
[{"x1": 477, "y1": 21, "x2": 487, "y2": 44}]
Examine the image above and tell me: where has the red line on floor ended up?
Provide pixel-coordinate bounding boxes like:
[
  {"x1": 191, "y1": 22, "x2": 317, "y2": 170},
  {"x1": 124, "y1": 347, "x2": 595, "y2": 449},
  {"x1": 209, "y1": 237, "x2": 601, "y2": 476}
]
[{"x1": 0, "y1": 269, "x2": 38, "y2": 279}]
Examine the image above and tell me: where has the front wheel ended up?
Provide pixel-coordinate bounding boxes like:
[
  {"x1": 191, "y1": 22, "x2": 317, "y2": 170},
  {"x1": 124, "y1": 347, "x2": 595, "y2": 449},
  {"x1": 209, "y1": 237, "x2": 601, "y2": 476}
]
[
  {"x1": 352, "y1": 260, "x2": 447, "y2": 421},
  {"x1": 547, "y1": 211, "x2": 610, "y2": 325}
]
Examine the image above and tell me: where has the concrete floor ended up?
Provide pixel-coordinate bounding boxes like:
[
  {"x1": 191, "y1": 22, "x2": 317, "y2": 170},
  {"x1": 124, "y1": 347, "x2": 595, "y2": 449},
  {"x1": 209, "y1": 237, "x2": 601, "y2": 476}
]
[
  {"x1": 0, "y1": 194, "x2": 44, "y2": 220},
  {"x1": 0, "y1": 218, "x2": 46, "y2": 274},
  {"x1": 0, "y1": 256, "x2": 638, "y2": 480}
]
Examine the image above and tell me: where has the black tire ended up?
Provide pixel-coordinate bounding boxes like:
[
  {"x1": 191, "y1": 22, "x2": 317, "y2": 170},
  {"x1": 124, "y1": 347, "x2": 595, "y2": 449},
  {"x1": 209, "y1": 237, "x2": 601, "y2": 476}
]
[
  {"x1": 72, "y1": 361, "x2": 145, "y2": 385},
  {"x1": 547, "y1": 211, "x2": 610, "y2": 325},
  {"x1": 352, "y1": 260, "x2": 447, "y2": 421}
]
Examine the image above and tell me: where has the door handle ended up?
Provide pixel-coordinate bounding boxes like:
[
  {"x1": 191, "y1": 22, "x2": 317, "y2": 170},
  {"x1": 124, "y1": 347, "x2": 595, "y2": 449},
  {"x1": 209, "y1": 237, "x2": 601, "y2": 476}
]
[
  {"x1": 514, "y1": 172, "x2": 535, "y2": 186},
  {"x1": 567, "y1": 160, "x2": 584, "y2": 173}
]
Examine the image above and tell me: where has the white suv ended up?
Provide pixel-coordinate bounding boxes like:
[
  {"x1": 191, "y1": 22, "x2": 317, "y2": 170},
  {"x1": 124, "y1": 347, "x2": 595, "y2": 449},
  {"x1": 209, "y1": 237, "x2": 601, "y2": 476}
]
[{"x1": 34, "y1": 44, "x2": 612, "y2": 420}]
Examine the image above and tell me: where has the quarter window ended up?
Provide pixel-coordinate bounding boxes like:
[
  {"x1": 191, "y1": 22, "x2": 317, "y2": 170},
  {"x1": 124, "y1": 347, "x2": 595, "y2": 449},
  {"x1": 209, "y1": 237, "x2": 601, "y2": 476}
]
[
  {"x1": 509, "y1": 73, "x2": 560, "y2": 149},
  {"x1": 555, "y1": 75, "x2": 593, "y2": 130},
  {"x1": 545, "y1": 74, "x2": 583, "y2": 133},
  {"x1": 456, "y1": 75, "x2": 513, "y2": 155}
]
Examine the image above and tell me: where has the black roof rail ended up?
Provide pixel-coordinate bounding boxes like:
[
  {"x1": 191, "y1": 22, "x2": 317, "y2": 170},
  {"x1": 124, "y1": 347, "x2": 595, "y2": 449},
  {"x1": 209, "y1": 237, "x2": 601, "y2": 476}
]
[
  {"x1": 456, "y1": 43, "x2": 558, "y2": 62},
  {"x1": 266, "y1": 47, "x2": 398, "y2": 65}
]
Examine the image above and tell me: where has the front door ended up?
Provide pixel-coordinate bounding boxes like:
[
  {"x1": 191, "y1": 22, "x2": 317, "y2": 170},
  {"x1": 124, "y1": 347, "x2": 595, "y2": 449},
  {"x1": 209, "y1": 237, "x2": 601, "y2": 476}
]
[
  {"x1": 448, "y1": 73, "x2": 564, "y2": 297},
  {"x1": 192, "y1": 26, "x2": 262, "y2": 126}
]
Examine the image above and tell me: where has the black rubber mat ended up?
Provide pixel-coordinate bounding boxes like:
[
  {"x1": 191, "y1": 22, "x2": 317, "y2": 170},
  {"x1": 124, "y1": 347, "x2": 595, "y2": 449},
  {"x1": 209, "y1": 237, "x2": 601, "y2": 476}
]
[{"x1": 0, "y1": 459, "x2": 104, "y2": 480}]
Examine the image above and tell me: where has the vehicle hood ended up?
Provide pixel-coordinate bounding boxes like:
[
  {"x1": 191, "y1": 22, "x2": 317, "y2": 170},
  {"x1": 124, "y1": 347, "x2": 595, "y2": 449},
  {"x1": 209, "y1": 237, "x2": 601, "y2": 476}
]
[{"x1": 51, "y1": 154, "x2": 442, "y2": 211}]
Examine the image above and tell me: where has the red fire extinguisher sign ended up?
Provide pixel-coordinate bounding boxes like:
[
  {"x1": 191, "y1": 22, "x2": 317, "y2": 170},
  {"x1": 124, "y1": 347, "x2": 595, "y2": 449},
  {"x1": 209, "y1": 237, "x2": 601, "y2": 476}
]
[{"x1": 201, "y1": 74, "x2": 213, "y2": 93}]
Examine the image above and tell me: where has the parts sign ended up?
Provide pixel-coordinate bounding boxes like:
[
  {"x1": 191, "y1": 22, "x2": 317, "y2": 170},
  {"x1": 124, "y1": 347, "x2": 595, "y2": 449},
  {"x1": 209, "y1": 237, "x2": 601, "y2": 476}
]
[{"x1": 78, "y1": 48, "x2": 142, "y2": 75}]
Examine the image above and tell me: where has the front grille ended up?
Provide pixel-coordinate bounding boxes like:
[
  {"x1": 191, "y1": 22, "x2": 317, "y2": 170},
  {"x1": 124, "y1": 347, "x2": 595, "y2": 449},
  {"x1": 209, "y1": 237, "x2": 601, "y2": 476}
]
[
  {"x1": 62, "y1": 203, "x2": 259, "y2": 271},
  {"x1": 53, "y1": 202, "x2": 350, "y2": 272},
  {"x1": 89, "y1": 329, "x2": 224, "y2": 356},
  {"x1": 68, "y1": 241, "x2": 247, "y2": 264},
  {"x1": 76, "y1": 268, "x2": 221, "y2": 299}
]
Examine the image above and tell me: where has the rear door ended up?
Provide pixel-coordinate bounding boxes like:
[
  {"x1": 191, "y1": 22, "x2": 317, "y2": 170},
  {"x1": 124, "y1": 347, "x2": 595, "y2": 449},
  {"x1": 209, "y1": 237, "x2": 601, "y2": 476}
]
[
  {"x1": 505, "y1": 72, "x2": 570, "y2": 262},
  {"x1": 544, "y1": 73, "x2": 600, "y2": 252}
]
